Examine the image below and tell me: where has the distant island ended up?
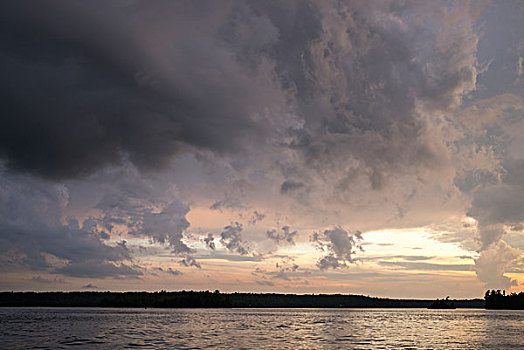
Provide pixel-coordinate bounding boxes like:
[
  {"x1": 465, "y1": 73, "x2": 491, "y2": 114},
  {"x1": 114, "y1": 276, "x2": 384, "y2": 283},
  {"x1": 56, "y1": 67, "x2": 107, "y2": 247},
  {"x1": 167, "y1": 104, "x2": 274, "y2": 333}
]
[{"x1": 0, "y1": 291, "x2": 485, "y2": 308}]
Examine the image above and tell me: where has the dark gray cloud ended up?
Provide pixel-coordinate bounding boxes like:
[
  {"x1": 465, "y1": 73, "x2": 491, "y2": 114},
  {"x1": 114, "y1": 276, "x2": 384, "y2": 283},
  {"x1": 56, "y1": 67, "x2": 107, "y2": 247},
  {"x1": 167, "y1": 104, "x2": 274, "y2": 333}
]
[
  {"x1": 0, "y1": 0, "x2": 479, "y2": 186},
  {"x1": 150, "y1": 267, "x2": 182, "y2": 276},
  {"x1": 203, "y1": 233, "x2": 216, "y2": 250},
  {"x1": 0, "y1": 168, "x2": 135, "y2": 277},
  {"x1": 209, "y1": 199, "x2": 245, "y2": 211},
  {"x1": 454, "y1": 169, "x2": 501, "y2": 194},
  {"x1": 220, "y1": 222, "x2": 249, "y2": 255},
  {"x1": 452, "y1": 99, "x2": 524, "y2": 287},
  {"x1": 84, "y1": 167, "x2": 194, "y2": 257},
  {"x1": 167, "y1": 268, "x2": 182, "y2": 276},
  {"x1": 311, "y1": 227, "x2": 363, "y2": 270},
  {"x1": 0, "y1": 0, "x2": 283, "y2": 179},
  {"x1": 273, "y1": 258, "x2": 299, "y2": 281},
  {"x1": 266, "y1": 226, "x2": 297, "y2": 245},
  {"x1": 280, "y1": 181, "x2": 306, "y2": 195},
  {"x1": 249, "y1": 211, "x2": 266, "y2": 225},
  {"x1": 474, "y1": 0, "x2": 524, "y2": 100},
  {"x1": 142, "y1": 203, "x2": 192, "y2": 254},
  {"x1": 457, "y1": 255, "x2": 474, "y2": 260},
  {"x1": 468, "y1": 184, "x2": 524, "y2": 249},
  {"x1": 273, "y1": 0, "x2": 479, "y2": 197},
  {"x1": 0, "y1": 164, "x2": 199, "y2": 279},
  {"x1": 462, "y1": 158, "x2": 524, "y2": 250},
  {"x1": 179, "y1": 256, "x2": 201, "y2": 269}
]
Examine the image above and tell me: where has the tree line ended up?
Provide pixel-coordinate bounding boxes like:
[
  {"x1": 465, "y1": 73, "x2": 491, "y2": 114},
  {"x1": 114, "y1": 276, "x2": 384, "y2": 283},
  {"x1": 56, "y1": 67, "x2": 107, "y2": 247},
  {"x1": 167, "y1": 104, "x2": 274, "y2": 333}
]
[
  {"x1": 484, "y1": 290, "x2": 524, "y2": 310},
  {"x1": 0, "y1": 291, "x2": 485, "y2": 308}
]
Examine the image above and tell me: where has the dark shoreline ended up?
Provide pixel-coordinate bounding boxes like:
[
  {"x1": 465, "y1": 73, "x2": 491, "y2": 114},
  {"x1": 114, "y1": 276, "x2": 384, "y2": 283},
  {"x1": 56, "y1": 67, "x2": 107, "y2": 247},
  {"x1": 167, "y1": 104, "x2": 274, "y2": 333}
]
[{"x1": 0, "y1": 291, "x2": 485, "y2": 308}]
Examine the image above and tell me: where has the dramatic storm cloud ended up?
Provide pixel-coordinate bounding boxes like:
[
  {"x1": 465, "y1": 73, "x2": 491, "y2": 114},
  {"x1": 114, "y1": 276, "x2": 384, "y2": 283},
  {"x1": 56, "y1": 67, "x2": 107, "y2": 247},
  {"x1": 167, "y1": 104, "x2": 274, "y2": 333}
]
[
  {"x1": 0, "y1": 167, "x2": 138, "y2": 278},
  {"x1": 0, "y1": 0, "x2": 285, "y2": 179},
  {"x1": 0, "y1": 0, "x2": 523, "y2": 296}
]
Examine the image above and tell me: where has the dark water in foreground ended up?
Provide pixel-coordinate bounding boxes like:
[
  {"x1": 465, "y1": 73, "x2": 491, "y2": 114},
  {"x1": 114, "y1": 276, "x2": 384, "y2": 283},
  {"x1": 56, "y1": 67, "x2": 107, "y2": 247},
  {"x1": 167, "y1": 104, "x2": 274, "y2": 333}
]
[{"x1": 1, "y1": 308, "x2": 523, "y2": 349}]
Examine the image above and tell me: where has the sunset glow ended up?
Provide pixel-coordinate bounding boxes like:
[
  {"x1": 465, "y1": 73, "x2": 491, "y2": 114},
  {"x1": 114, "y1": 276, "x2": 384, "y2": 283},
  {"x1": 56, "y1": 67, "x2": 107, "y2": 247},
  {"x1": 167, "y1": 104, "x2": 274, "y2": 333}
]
[{"x1": 1, "y1": 0, "x2": 523, "y2": 299}]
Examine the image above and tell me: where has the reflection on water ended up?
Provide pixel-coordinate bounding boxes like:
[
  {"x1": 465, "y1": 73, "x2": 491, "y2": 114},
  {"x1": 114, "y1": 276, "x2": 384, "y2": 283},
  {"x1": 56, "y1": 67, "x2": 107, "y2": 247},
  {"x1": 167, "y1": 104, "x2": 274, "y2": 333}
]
[{"x1": 1, "y1": 308, "x2": 523, "y2": 349}]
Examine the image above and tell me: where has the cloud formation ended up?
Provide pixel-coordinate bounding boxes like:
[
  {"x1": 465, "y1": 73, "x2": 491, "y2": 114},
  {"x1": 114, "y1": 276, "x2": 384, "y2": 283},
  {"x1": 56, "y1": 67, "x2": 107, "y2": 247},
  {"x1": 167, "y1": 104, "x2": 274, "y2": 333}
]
[
  {"x1": 0, "y1": 167, "x2": 137, "y2": 278},
  {"x1": 179, "y1": 256, "x2": 201, "y2": 269},
  {"x1": 311, "y1": 227, "x2": 363, "y2": 270},
  {"x1": 220, "y1": 222, "x2": 249, "y2": 255},
  {"x1": 0, "y1": 1, "x2": 522, "y2": 293},
  {"x1": 0, "y1": 1, "x2": 286, "y2": 180},
  {"x1": 252, "y1": 257, "x2": 307, "y2": 284},
  {"x1": 452, "y1": 96, "x2": 524, "y2": 287},
  {"x1": 0, "y1": 0, "x2": 480, "y2": 188},
  {"x1": 266, "y1": 226, "x2": 297, "y2": 245},
  {"x1": 203, "y1": 233, "x2": 216, "y2": 251},
  {"x1": 474, "y1": 241, "x2": 521, "y2": 289}
]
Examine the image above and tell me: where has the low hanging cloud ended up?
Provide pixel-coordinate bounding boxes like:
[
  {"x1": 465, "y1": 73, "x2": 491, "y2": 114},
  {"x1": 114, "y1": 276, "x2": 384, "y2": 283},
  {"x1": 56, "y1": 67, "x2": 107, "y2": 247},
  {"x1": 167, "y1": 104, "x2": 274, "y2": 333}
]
[
  {"x1": 266, "y1": 226, "x2": 297, "y2": 245},
  {"x1": 179, "y1": 256, "x2": 201, "y2": 269},
  {"x1": 467, "y1": 180, "x2": 524, "y2": 250},
  {"x1": 141, "y1": 203, "x2": 192, "y2": 254},
  {"x1": 220, "y1": 222, "x2": 249, "y2": 255},
  {"x1": 0, "y1": 168, "x2": 137, "y2": 278},
  {"x1": 150, "y1": 267, "x2": 182, "y2": 277},
  {"x1": 0, "y1": 163, "x2": 201, "y2": 279},
  {"x1": 252, "y1": 257, "x2": 306, "y2": 283},
  {"x1": 453, "y1": 98, "x2": 524, "y2": 288},
  {"x1": 167, "y1": 268, "x2": 182, "y2": 276},
  {"x1": 249, "y1": 211, "x2": 266, "y2": 225},
  {"x1": 311, "y1": 227, "x2": 363, "y2": 270},
  {"x1": 203, "y1": 233, "x2": 216, "y2": 250},
  {"x1": 82, "y1": 166, "x2": 200, "y2": 265},
  {"x1": 88, "y1": 167, "x2": 192, "y2": 251},
  {"x1": 474, "y1": 241, "x2": 521, "y2": 289},
  {"x1": 274, "y1": 258, "x2": 300, "y2": 281},
  {"x1": 280, "y1": 181, "x2": 306, "y2": 195}
]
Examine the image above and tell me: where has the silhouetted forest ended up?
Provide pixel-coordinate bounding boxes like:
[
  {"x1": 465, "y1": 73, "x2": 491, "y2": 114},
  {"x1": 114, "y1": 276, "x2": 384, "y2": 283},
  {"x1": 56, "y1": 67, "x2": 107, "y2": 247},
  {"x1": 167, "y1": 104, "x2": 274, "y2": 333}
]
[
  {"x1": 428, "y1": 296, "x2": 455, "y2": 309},
  {"x1": 0, "y1": 291, "x2": 484, "y2": 308},
  {"x1": 484, "y1": 290, "x2": 524, "y2": 310}
]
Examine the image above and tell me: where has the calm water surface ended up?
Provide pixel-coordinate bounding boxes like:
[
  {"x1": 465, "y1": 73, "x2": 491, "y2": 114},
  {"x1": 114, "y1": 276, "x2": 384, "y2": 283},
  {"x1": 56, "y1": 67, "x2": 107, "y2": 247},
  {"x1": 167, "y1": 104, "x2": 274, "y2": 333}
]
[{"x1": 1, "y1": 308, "x2": 523, "y2": 349}]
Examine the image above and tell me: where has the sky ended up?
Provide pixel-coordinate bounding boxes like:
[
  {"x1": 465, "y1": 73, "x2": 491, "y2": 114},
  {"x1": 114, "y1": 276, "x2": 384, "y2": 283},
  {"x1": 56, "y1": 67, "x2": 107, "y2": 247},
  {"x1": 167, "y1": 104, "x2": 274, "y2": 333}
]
[{"x1": 0, "y1": 0, "x2": 523, "y2": 299}]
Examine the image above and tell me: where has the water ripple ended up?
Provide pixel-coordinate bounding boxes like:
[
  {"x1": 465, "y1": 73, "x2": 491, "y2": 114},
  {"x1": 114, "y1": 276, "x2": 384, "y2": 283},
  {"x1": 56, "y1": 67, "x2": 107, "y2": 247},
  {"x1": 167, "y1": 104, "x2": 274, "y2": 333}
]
[{"x1": 1, "y1": 308, "x2": 523, "y2": 349}]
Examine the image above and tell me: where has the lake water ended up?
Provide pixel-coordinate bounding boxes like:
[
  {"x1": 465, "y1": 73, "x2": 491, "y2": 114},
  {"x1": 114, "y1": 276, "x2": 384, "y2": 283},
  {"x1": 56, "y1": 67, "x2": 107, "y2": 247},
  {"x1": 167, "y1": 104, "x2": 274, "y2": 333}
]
[{"x1": 1, "y1": 308, "x2": 523, "y2": 349}]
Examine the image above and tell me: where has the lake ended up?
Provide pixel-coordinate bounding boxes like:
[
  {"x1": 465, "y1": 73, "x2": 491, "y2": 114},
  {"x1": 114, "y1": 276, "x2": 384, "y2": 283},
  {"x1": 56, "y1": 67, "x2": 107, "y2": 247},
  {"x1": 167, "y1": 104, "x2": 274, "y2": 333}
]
[{"x1": 1, "y1": 308, "x2": 523, "y2": 349}]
